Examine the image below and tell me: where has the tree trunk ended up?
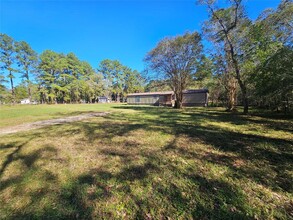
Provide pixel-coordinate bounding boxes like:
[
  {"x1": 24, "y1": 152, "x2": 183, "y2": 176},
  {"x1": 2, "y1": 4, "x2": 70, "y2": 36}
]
[
  {"x1": 210, "y1": 4, "x2": 249, "y2": 114},
  {"x1": 243, "y1": 95, "x2": 249, "y2": 114},
  {"x1": 227, "y1": 39, "x2": 249, "y2": 114},
  {"x1": 62, "y1": 91, "x2": 65, "y2": 104},
  {"x1": 10, "y1": 77, "x2": 14, "y2": 95},
  {"x1": 9, "y1": 71, "x2": 15, "y2": 103},
  {"x1": 174, "y1": 92, "x2": 183, "y2": 109},
  {"x1": 26, "y1": 70, "x2": 31, "y2": 101},
  {"x1": 55, "y1": 94, "x2": 57, "y2": 104},
  {"x1": 226, "y1": 77, "x2": 237, "y2": 111},
  {"x1": 227, "y1": 92, "x2": 236, "y2": 111},
  {"x1": 174, "y1": 100, "x2": 183, "y2": 108},
  {"x1": 236, "y1": 76, "x2": 248, "y2": 114}
]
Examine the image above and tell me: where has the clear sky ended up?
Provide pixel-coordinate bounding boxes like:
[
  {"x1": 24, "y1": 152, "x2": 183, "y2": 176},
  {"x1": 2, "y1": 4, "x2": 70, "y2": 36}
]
[{"x1": 0, "y1": 0, "x2": 280, "y2": 85}]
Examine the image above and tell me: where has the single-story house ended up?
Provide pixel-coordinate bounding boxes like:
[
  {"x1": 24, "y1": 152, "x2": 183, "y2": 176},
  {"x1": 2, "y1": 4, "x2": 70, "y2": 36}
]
[
  {"x1": 98, "y1": 96, "x2": 109, "y2": 103},
  {"x1": 127, "y1": 89, "x2": 208, "y2": 107},
  {"x1": 127, "y1": 91, "x2": 174, "y2": 106}
]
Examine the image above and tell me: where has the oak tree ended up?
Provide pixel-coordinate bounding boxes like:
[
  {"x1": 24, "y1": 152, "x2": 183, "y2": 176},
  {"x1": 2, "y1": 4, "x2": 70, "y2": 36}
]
[{"x1": 145, "y1": 32, "x2": 203, "y2": 108}]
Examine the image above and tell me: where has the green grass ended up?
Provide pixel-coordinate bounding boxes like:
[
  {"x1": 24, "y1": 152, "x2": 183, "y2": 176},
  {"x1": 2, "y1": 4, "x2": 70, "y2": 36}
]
[
  {"x1": 0, "y1": 103, "x2": 124, "y2": 128},
  {"x1": 0, "y1": 104, "x2": 292, "y2": 219}
]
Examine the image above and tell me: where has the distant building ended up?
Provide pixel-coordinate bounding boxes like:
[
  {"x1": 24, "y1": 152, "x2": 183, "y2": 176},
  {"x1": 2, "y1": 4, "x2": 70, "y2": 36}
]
[
  {"x1": 20, "y1": 98, "x2": 31, "y2": 104},
  {"x1": 127, "y1": 89, "x2": 208, "y2": 107},
  {"x1": 98, "y1": 96, "x2": 109, "y2": 103},
  {"x1": 20, "y1": 99, "x2": 38, "y2": 104}
]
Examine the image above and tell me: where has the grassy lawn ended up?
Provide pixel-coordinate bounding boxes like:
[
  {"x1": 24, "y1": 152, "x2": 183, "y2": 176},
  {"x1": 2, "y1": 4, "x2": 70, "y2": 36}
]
[
  {"x1": 0, "y1": 103, "x2": 123, "y2": 128},
  {"x1": 0, "y1": 104, "x2": 292, "y2": 219}
]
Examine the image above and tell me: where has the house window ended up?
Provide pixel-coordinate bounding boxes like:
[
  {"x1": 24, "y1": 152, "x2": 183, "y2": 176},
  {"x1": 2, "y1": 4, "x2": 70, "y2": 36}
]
[{"x1": 135, "y1": 96, "x2": 140, "y2": 103}]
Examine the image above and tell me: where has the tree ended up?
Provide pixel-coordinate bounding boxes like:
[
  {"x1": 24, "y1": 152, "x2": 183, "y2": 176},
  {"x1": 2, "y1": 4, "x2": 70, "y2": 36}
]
[
  {"x1": 214, "y1": 50, "x2": 238, "y2": 111},
  {"x1": 80, "y1": 61, "x2": 103, "y2": 103},
  {"x1": 239, "y1": 0, "x2": 293, "y2": 111},
  {"x1": 145, "y1": 32, "x2": 203, "y2": 108},
  {"x1": 38, "y1": 50, "x2": 61, "y2": 103},
  {"x1": 145, "y1": 79, "x2": 170, "y2": 92},
  {"x1": 84, "y1": 72, "x2": 104, "y2": 103},
  {"x1": 14, "y1": 82, "x2": 29, "y2": 102},
  {"x1": 15, "y1": 41, "x2": 38, "y2": 101},
  {"x1": 0, "y1": 74, "x2": 10, "y2": 103},
  {"x1": 252, "y1": 46, "x2": 293, "y2": 112},
  {"x1": 38, "y1": 50, "x2": 101, "y2": 104},
  {"x1": 193, "y1": 55, "x2": 231, "y2": 107},
  {"x1": 124, "y1": 69, "x2": 144, "y2": 94},
  {"x1": 98, "y1": 59, "x2": 142, "y2": 102},
  {"x1": 67, "y1": 52, "x2": 83, "y2": 79},
  {"x1": 199, "y1": 0, "x2": 250, "y2": 113},
  {"x1": 262, "y1": 0, "x2": 293, "y2": 46},
  {"x1": 0, "y1": 33, "x2": 17, "y2": 102}
]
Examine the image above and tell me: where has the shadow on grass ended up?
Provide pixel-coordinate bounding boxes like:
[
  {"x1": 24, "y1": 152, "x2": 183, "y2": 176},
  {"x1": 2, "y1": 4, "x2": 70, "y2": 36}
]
[
  {"x1": 0, "y1": 141, "x2": 58, "y2": 190},
  {"x1": 0, "y1": 141, "x2": 29, "y2": 177},
  {"x1": 0, "y1": 137, "x2": 92, "y2": 219},
  {"x1": 65, "y1": 161, "x2": 251, "y2": 219},
  {"x1": 0, "y1": 105, "x2": 292, "y2": 219},
  {"x1": 110, "y1": 105, "x2": 293, "y2": 192}
]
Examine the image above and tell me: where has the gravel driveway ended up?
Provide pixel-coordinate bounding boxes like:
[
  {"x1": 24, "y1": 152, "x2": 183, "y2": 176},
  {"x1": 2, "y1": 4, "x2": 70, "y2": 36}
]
[{"x1": 0, "y1": 112, "x2": 109, "y2": 135}]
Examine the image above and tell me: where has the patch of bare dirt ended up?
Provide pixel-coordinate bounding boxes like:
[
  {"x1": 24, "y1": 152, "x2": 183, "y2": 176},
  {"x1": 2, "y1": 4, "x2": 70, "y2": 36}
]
[{"x1": 0, "y1": 112, "x2": 109, "y2": 135}]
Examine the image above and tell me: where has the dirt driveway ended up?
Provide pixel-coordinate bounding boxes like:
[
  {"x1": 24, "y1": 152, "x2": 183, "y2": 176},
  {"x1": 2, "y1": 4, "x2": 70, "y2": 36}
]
[{"x1": 0, "y1": 112, "x2": 109, "y2": 135}]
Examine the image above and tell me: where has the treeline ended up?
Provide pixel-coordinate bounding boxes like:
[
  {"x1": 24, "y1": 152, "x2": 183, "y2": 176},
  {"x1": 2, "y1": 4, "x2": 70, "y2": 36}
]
[
  {"x1": 199, "y1": 0, "x2": 293, "y2": 113},
  {"x1": 145, "y1": 0, "x2": 292, "y2": 112},
  {"x1": 0, "y1": 35, "x2": 144, "y2": 104},
  {"x1": 1, "y1": 0, "x2": 292, "y2": 113}
]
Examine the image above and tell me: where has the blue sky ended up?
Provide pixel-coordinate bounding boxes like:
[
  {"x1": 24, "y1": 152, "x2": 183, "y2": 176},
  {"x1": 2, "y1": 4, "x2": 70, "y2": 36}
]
[{"x1": 1, "y1": 0, "x2": 280, "y2": 85}]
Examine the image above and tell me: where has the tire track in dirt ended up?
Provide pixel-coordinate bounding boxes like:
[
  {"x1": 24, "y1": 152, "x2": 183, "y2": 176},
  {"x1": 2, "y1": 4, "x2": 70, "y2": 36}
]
[{"x1": 0, "y1": 112, "x2": 109, "y2": 135}]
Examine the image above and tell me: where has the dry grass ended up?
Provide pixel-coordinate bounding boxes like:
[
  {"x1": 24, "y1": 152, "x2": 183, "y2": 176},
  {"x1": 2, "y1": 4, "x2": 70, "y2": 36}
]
[{"x1": 0, "y1": 104, "x2": 292, "y2": 219}]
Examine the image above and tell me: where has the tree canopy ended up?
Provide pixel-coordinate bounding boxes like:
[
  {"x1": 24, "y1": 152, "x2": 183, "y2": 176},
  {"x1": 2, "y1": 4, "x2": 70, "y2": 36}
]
[{"x1": 145, "y1": 32, "x2": 203, "y2": 108}]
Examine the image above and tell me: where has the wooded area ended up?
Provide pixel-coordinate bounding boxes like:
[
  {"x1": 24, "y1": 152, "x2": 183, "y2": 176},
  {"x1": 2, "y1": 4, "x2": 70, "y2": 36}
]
[
  {"x1": 0, "y1": 0, "x2": 292, "y2": 113},
  {"x1": 0, "y1": 44, "x2": 145, "y2": 104}
]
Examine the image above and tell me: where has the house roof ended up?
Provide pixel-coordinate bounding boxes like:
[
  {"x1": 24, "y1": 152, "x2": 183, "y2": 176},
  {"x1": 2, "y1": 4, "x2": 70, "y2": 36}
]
[
  {"x1": 183, "y1": 89, "x2": 209, "y2": 94},
  {"x1": 127, "y1": 89, "x2": 208, "y2": 97},
  {"x1": 127, "y1": 91, "x2": 174, "y2": 97}
]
